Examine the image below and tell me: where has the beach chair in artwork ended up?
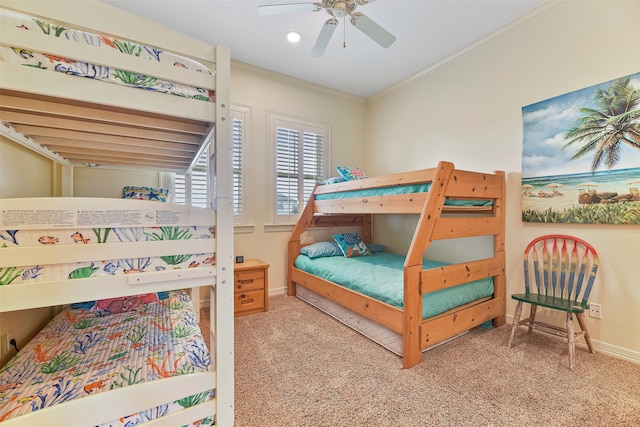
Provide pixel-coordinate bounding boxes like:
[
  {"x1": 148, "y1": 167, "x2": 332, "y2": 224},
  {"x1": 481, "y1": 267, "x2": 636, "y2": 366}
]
[{"x1": 508, "y1": 235, "x2": 599, "y2": 370}]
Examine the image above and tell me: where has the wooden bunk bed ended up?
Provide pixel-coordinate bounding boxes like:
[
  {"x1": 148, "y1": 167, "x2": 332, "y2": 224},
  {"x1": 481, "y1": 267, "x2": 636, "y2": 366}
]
[
  {"x1": 0, "y1": 1, "x2": 233, "y2": 425},
  {"x1": 288, "y1": 161, "x2": 506, "y2": 369}
]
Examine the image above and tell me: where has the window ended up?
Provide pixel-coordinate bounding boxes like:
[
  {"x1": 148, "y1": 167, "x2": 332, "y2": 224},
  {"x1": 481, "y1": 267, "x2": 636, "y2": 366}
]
[
  {"x1": 231, "y1": 108, "x2": 247, "y2": 224},
  {"x1": 173, "y1": 108, "x2": 246, "y2": 224},
  {"x1": 271, "y1": 115, "x2": 328, "y2": 224}
]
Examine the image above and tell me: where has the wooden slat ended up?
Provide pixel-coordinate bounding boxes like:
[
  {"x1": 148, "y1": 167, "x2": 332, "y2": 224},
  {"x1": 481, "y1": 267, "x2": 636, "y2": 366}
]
[
  {"x1": 13, "y1": 125, "x2": 199, "y2": 153},
  {"x1": 1, "y1": 92, "x2": 209, "y2": 135},
  {"x1": 0, "y1": 62, "x2": 215, "y2": 123},
  {"x1": 420, "y1": 297, "x2": 504, "y2": 349},
  {"x1": 44, "y1": 145, "x2": 194, "y2": 164},
  {"x1": 0, "y1": 24, "x2": 215, "y2": 90},
  {"x1": 420, "y1": 257, "x2": 504, "y2": 294},
  {"x1": 314, "y1": 194, "x2": 427, "y2": 214},
  {"x1": 430, "y1": 216, "x2": 503, "y2": 240},
  {"x1": 308, "y1": 214, "x2": 366, "y2": 228},
  {"x1": 63, "y1": 154, "x2": 188, "y2": 167},
  {"x1": 314, "y1": 168, "x2": 438, "y2": 195},
  {"x1": 445, "y1": 169, "x2": 503, "y2": 199},
  {"x1": 0, "y1": 110, "x2": 201, "y2": 144},
  {"x1": 33, "y1": 136, "x2": 197, "y2": 158}
]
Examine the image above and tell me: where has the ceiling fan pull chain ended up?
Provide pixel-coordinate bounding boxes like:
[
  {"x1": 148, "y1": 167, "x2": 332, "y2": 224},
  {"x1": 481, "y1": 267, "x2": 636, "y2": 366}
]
[{"x1": 343, "y1": 17, "x2": 347, "y2": 48}]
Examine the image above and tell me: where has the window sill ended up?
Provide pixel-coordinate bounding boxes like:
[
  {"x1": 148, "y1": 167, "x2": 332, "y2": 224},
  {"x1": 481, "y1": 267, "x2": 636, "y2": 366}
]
[
  {"x1": 264, "y1": 223, "x2": 295, "y2": 233},
  {"x1": 234, "y1": 224, "x2": 255, "y2": 234}
]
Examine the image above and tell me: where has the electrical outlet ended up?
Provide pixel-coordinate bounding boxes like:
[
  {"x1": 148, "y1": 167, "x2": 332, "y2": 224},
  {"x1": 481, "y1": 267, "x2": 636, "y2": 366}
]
[{"x1": 589, "y1": 303, "x2": 601, "y2": 319}]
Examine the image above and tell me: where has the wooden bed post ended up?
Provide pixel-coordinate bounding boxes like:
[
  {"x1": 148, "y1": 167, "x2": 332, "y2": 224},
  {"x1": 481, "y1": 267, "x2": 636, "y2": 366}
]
[
  {"x1": 492, "y1": 170, "x2": 506, "y2": 327},
  {"x1": 403, "y1": 264, "x2": 423, "y2": 368},
  {"x1": 403, "y1": 161, "x2": 454, "y2": 368},
  {"x1": 287, "y1": 187, "x2": 319, "y2": 296}
]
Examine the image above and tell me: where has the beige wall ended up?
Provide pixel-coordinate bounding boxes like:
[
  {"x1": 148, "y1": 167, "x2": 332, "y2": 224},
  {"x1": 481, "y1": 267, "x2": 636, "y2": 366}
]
[
  {"x1": 73, "y1": 167, "x2": 160, "y2": 198},
  {"x1": 366, "y1": 0, "x2": 640, "y2": 361},
  {"x1": 0, "y1": 136, "x2": 56, "y2": 366},
  {"x1": 1, "y1": 135, "x2": 54, "y2": 197},
  {"x1": 230, "y1": 62, "x2": 367, "y2": 292}
]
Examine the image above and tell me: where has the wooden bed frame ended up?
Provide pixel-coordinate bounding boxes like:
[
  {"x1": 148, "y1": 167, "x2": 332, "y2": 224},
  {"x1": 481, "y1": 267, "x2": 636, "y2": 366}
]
[
  {"x1": 287, "y1": 161, "x2": 506, "y2": 369},
  {"x1": 0, "y1": 1, "x2": 234, "y2": 425}
]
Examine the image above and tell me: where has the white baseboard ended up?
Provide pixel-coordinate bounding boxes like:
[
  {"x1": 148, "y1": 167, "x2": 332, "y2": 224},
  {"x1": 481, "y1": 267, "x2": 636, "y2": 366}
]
[{"x1": 506, "y1": 313, "x2": 640, "y2": 364}]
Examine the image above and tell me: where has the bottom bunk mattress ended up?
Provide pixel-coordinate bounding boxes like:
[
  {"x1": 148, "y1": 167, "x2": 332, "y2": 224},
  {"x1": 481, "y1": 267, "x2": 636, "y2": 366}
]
[
  {"x1": 294, "y1": 251, "x2": 494, "y2": 320},
  {"x1": 0, "y1": 290, "x2": 213, "y2": 426}
]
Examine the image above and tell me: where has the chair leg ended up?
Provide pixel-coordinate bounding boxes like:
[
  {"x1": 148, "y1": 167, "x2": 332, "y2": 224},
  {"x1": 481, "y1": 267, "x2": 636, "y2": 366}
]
[
  {"x1": 528, "y1": 304, "x2": 538, "y2": 334},
  {"x1": 567, "y1": 313, "x2": 576, "y2": 371},
  {"x1": 576, "y1": 313, "x2": 595, "y2": 354},
  {"x1": 508, "y1": 301, "x2": 523, "y2": 348}
]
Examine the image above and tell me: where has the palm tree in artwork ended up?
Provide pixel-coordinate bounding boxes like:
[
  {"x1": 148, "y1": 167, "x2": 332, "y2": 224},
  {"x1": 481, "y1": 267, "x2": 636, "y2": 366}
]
[{"x1": 563, "y1": 76, "x2": 640, "y2": 172}]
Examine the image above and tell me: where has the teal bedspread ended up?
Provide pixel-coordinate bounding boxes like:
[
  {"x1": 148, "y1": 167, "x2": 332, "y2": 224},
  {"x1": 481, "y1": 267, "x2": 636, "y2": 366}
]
[
  {"x1": 295, "y1": 252, "x2": 494, "y2": 320},
  {"x1": 315, "y1": 183, "x2": 492, "y2": 206}
]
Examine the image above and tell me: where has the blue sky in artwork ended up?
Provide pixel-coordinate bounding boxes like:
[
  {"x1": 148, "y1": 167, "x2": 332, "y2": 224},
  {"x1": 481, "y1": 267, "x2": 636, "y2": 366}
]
[{"x1": 522, "y1": 72, "x2": 640, "y2": 178}]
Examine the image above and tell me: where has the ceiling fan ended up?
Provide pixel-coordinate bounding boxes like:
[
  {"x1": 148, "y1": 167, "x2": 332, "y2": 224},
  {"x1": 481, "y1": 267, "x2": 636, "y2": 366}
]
[{"x1": 258, "y1": 1, "x2": 396, "y2": 57}]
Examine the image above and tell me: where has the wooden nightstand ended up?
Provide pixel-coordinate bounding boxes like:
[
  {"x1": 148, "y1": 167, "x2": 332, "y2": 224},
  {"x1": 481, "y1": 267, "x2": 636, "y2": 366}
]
[{"x1": 234, "y1": 259, "x2": 269, "y2": 316}]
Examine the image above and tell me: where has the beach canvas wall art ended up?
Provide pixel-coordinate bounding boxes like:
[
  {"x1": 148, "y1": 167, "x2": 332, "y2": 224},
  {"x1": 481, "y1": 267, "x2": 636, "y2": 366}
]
[{"x1": 521, "y1": 72, "x2": 640, "y2": 224}]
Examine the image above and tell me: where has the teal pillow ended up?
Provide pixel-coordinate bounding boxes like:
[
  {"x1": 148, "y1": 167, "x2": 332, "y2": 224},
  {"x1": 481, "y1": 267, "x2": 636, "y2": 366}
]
[
  {"x1": 366, "y1": 243, "x2": 387, "y2": 253},
  {"x1": 332, "y1": 233, "x2": 371, "y2": 258},
  {"x1": 300, "y1": 241, "x2": 342, "y2": 258},
  {"x1": 122, "y1": 186, "x2": 170, "y2": 202},
  {"x1": 323, "y1": 176, "x2": 347, "y2": 185},
  {"x1": 336, "y1": 166, "x2": 367, "y2": 180}
]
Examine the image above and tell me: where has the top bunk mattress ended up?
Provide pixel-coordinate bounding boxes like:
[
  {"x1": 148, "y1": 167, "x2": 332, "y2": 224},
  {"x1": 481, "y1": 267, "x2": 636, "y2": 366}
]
[
  {"x1": 294, "y1": 251, "x2": 494, "y2": 320},
  {"x1": 0, "y1": 9, "x2": 214, "y2": 102}
]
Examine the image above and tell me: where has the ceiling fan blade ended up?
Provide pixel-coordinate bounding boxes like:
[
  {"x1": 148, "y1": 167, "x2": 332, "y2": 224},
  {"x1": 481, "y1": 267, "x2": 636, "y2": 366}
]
[
  {"x1": 350, "y1": 12, "x2": 396, "y2": 48},
  {"x1": 312, "y1": 18, "x2": 338, "y2": 58},
  {"x1": 258, "y1": 2, "x2": 320, "y2": 16}
]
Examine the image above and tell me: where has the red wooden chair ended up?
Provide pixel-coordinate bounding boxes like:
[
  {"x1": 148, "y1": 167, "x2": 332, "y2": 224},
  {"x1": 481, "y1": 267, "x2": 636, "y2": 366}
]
[{"x1": 508, "y1": 235, "x2": 599, "y2": 370}]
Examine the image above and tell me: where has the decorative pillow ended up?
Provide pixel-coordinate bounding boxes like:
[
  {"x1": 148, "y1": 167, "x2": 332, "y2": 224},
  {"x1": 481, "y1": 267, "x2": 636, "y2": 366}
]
[
  {"x1": 323, "y1": 176, "x2": 347, "y2": 185},
  {"x1": 332, "y1": 233, "x2": 371, "y2": 258},
  {"x1": 122, "y1": 186, "x2": 170, "y2": 202},
  {"x1": 70, "y1": 291, "x2": 169, "y2": 314},
  {"x1": 300, "y1": 241, "x2": 342, "y2": 258},
  {"x1": 366, "y1": 243, "x2": 387, "y2": 253},
  {"x1": 336, "y1": 166, "x2": 367, "y2": 181}
]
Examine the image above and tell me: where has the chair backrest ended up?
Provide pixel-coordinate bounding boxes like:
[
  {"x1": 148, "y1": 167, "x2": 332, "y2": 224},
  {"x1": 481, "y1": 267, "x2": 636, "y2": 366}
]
[{"x1": 523, "y1": 235, "x2": 599, "y2": 306}]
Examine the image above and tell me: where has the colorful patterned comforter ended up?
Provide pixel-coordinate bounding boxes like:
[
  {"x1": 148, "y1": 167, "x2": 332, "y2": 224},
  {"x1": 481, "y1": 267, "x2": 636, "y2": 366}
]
[
  {"x1": 0, "y1": 290, "x2": 213, "y2": 426},
  {"x1": 1, "y1": 225, "x2": 215, "y2": 286},
  {"x1": 0, "y1": 10, "x2": 214, "y2": 102}
]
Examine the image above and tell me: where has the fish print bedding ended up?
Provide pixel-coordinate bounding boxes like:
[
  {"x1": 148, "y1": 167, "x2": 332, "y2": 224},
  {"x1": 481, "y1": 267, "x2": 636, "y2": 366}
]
[
  {"x1": 0, "y1": 290, "x2": 213, "y2": 426},
  {"x1": 0, "y1": 225, "x2": 215, "y2": 286},
  {"x1": 0, "y1": 9, "x2": 215, "y2": 102}
]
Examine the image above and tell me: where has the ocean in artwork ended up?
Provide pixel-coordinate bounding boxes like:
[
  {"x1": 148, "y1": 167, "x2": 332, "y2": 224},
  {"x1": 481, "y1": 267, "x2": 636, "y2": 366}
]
[{"x1": 521, "y1": 167, "x2": 640, "y2": 212}]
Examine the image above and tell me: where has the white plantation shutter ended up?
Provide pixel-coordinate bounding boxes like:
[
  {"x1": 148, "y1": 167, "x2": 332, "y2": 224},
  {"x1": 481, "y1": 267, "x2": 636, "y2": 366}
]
[
  {"x1": 274, "y1": 118, "x2": 326, "y2": 223},
  {"x1": 190, "y1": 151, "x2": 209, "y2": 208},
  {"x1": 174, "y1": 108, "x2": 246, "y2": 221},
  {"x1": 232, "y1": 112, "x2": 244, "y2": 218}
]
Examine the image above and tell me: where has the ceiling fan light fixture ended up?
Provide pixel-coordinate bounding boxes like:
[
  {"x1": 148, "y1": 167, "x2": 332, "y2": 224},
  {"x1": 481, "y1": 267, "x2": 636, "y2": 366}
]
[
  {"x1": 332, "y1": 2, "x2": 348, "y2": 17},
  {"x1": 286, "y1": 31, "x2": 302, "y2": 43}
]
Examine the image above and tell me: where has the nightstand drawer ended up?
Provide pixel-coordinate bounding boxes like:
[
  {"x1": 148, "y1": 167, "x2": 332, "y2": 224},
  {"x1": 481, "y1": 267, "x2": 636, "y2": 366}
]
[
  {"x1": 235, "y1": 270, "x2": 265, "y2": 292},
  {"x1": 234, "y1": 290, "x2": 265, "y2": 313},
  {"x1": 234, "y1": 258, "x2": 269, "y2": 316}
]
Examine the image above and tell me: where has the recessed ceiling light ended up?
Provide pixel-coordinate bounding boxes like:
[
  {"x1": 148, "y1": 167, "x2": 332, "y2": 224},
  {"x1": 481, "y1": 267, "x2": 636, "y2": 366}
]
[{"x1": 286, "y1": 31, "x2": 302, "y2": 43}]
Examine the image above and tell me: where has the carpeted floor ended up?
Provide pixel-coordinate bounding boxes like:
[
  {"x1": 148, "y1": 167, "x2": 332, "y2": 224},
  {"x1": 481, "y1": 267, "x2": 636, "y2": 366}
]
[{"x1": 209, "y1": 295, "x2": 640, "y2": 426}]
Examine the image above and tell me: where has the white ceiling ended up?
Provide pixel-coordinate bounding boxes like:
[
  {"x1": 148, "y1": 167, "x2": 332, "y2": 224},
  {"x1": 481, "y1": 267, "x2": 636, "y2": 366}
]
[{"x1": 102, "y1": 0, "x2": 546, "y2": 98}]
